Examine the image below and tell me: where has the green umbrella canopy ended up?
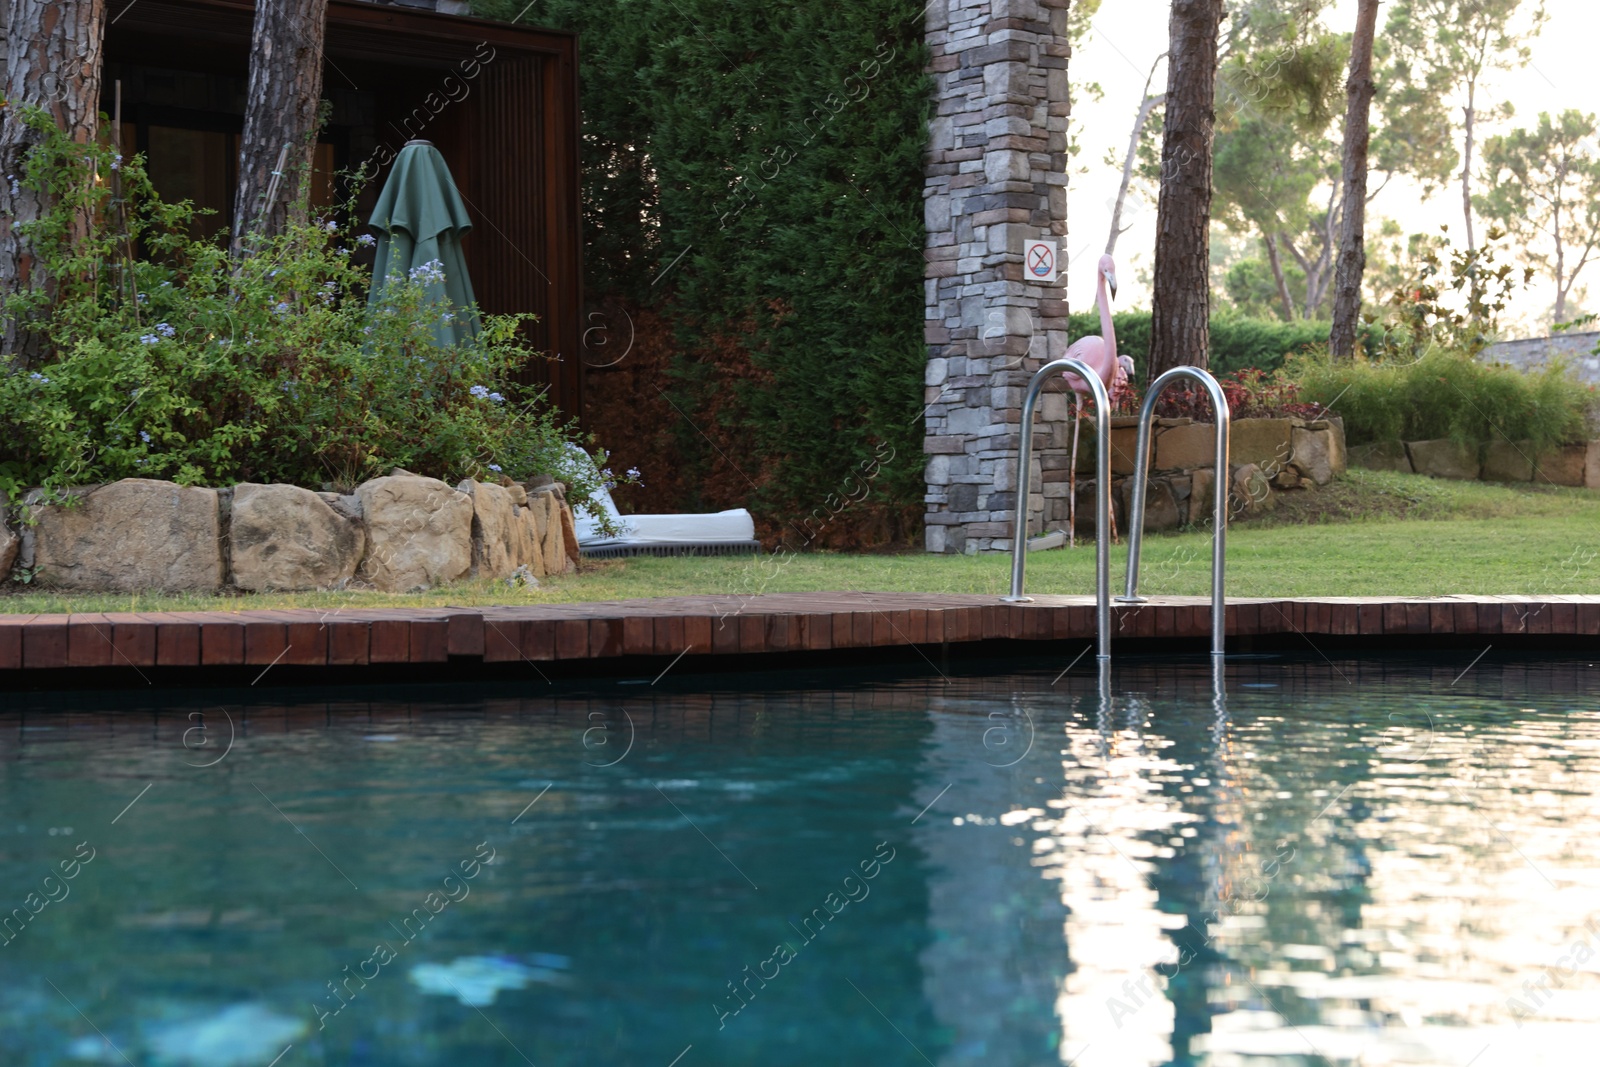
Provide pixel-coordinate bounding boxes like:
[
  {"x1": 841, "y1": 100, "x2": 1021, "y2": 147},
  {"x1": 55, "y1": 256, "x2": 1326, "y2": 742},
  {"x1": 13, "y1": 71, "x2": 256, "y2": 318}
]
[{"x1": 367, "y1": 139, "x2": 479, "y2": 346}]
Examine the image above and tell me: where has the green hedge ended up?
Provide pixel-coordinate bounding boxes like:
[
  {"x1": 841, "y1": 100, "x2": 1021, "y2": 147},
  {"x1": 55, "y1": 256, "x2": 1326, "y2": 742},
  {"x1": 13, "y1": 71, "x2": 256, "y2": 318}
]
[
  {"x1": 473, "y1": 0, "x2": 930, "y2": 538},
  {"x1": 1066, "y1": 310, "x2": 1383, "y2": 378},
  {"x1": 1287, "y1": 348, "x2": 1596, "y2": 453}
]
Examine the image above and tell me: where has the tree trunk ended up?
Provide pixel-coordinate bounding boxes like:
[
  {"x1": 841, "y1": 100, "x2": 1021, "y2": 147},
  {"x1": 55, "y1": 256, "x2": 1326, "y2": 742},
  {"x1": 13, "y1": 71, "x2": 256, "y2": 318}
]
[
  {"x1": 1149, "y1": 0, "x2": 1225, "y2": 379},
  {"x1": 1264, "y1": 233, "x2": 1295, "y2": 322},
  {"x1": 1329, "y1": 0, "x2": 1378, "y2": 360},
  {"x1": 1553, "y1": 195, "x2": 1567, "y2": 322},
  {"x1": 1106, "y1": 54, "x2": 1166, "y2": 256},
  {"x1": 0, "y1": 0, "x2": 108, "y2": 367},
  {"x1": 230, "y1": 0, "x2": 329, "y2": 256}
]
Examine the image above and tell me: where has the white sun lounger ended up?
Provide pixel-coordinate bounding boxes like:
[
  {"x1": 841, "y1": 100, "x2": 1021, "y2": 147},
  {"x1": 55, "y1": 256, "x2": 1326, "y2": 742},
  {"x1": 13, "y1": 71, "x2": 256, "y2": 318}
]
[{"x1": 566, "y1": 450, "x2": 760, "y2": 559}]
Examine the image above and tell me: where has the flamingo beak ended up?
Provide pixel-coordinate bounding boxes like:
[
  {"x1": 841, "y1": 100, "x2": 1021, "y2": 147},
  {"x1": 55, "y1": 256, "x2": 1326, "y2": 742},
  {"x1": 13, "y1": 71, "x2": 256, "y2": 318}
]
[{"x1": 1105, "y1": 270, "x2": 1118, "y2": 301}]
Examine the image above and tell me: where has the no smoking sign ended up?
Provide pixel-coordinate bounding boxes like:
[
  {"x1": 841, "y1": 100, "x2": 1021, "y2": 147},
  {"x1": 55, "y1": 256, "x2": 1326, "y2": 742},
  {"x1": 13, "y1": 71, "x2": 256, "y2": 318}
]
[{"x1": 1024, "y1": 238, "x2": 1057, "y2": 284}]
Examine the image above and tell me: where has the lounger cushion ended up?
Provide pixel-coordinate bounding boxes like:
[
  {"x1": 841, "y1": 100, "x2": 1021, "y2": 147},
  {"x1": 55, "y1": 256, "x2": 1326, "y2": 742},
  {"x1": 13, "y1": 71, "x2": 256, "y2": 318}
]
[{"x1": 572, "y1": 481, "x2": 755, "y2": 546}]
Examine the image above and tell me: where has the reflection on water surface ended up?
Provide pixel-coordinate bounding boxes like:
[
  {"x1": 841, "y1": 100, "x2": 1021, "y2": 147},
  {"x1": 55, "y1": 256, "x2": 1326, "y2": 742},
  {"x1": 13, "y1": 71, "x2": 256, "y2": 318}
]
[{"x1": 1, "y1": 655, "x2": 1596, "y2": 1065}]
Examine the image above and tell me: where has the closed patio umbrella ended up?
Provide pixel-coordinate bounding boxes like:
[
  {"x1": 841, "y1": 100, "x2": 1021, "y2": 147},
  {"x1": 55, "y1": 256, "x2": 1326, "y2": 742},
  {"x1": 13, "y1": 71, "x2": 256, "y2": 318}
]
[{"x1": 367, "y1": 139, "x2": 479, "y2": 346}]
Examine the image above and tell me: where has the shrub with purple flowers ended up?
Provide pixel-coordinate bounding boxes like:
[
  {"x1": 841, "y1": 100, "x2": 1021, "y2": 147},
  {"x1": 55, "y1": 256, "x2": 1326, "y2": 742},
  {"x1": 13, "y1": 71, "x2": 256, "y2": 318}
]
[{"x1": 0, "y1": 111, "x2": 613, "y2": 513}]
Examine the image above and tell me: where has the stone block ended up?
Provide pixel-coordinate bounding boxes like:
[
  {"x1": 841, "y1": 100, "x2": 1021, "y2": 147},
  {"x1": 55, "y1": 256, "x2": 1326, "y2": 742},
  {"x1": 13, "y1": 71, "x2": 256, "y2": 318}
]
[
  {"x1": 1348, "y1": 440, "x2": 1412, "y2": 473},
  {"x1": 1230, "y1": 418, "x2": 1294, "y2": 471},
  {"x1": 1407, "y1": 439, "x2": 1480, "y2": 480},
  {"x1": 356, "y1": 474, "x2": 472, "y2": 592},
  {"x1": 1481, "y1": 439, "x2": 1534, "y2": 482},
  {"x1": 231, "y1": 483, "x2": 365, "y2": 592},
  {"x1": 1155, "y1": 422, "x2": 1216, "y2": 470},
  {"x1": 1537, "y1": 443, "x2": 1589, "y2": 487},
  {"x1": 1588, "y1": 440, "x2": 1600, "y2": 490},
  {"x1": 26, "y1": 479, "x2": 222, "y2": 592}
]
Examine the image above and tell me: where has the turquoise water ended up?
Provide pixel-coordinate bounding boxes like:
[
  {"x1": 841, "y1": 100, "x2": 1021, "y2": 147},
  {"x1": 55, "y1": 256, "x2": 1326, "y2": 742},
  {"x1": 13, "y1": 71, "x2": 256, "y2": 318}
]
[{"x1": 2, "y1": 655, "x2": 1598, "y2": 1066}]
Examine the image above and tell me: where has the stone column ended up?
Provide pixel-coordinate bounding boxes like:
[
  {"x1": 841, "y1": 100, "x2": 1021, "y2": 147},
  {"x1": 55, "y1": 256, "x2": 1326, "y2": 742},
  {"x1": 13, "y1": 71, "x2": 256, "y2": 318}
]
[{"x1": 922, "y1": 0, "x2": 1073, "y2": 554}]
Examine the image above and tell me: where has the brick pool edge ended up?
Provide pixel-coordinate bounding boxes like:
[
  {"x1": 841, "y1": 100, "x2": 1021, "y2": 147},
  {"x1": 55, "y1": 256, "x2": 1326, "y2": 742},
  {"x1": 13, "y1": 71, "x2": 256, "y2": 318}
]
[{"x1": 2, "y1": 593, "x2": 1597, "y2": 688}]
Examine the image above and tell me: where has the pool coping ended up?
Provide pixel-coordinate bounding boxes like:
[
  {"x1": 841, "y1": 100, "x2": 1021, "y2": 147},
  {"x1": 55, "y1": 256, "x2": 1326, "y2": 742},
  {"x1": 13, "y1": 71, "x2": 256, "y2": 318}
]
[{"x1": 3, "y1": 593, "x2": 1597, "y2": 680}]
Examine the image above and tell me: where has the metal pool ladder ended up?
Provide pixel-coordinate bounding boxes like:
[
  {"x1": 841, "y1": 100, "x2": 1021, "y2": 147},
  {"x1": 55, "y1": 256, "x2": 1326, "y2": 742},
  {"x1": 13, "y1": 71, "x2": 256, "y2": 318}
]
[
  {"x1": 1003, "y1": 357, "x2": 1113, "y2": 664},
  {"x1": 1116, "y1": 366, "x2": 1232, "y2": 657}
]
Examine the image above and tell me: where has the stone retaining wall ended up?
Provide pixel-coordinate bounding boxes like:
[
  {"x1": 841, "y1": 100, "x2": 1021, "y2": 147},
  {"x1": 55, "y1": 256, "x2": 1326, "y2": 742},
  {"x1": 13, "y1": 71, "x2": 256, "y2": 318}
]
[
  {"x1": 1350, "y1": 438, "x2": 1600, "y2": 489},
  {"x1": 1038, "y1": 415, "x2": 1346, "y2": 539},
  {"x1": 2, "y1": 472, "x2": 581, "y2": 594}
]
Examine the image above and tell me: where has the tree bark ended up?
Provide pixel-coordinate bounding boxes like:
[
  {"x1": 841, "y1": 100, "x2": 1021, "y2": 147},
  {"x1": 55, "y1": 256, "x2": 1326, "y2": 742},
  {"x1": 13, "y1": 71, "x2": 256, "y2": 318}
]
[
  {"x1": 0, "y1": 0, "x2": 108, "y2": 366},
  {"x1": 1329, "y1": 3, "x2": 1378, "y2": 359},
  {"x1": 1149, "y1": 0, "x2": 1225, "y2": 379},
  {"x1": 230, "y1": 0, "x2": 329, "y2": 256},
  {"x1": 1263, "y1": 233, "x2": 1295, "y2": 322}
]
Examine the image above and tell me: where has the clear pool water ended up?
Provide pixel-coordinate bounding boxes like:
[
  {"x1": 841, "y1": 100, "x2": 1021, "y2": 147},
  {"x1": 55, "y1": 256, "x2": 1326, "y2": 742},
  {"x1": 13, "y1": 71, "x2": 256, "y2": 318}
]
[{"x1": 2, "y1": 654, "x2": 1598, "y2": 1066}]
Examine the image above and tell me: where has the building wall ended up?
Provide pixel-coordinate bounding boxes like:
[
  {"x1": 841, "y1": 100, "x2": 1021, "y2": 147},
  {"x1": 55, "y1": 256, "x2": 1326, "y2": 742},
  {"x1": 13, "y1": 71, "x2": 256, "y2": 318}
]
[
  {"x1": 922, "y1": 0, "x2": 1075, "y2": 555},
  {"x1": 1483, "y1": 331, "x2": 1600, "y2": 387}
]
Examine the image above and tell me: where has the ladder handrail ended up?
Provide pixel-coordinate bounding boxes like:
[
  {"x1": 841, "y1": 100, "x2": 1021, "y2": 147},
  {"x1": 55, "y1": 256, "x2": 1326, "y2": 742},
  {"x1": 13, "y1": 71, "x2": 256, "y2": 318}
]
[
  {"x1": 1118, "y1": 366, "x2": 1232, "y2": 657},
  {"x1": 1004, "y1": 357, "x2": 1112, "y2": 663}
]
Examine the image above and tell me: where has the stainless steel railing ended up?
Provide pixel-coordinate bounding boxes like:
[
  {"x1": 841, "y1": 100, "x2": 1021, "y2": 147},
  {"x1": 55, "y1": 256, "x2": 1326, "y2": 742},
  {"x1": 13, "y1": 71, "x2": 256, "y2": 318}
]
[
  {"x1": 1003, "y1": 358, "x2": 1112, "y2": 663},
  {"x1": 1116, "y1": 366, "x2": 1231, "y2": 656}
]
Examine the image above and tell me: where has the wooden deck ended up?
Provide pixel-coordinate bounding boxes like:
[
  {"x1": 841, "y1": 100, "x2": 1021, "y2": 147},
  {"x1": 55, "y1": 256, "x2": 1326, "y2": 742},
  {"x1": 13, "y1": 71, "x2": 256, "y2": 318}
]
[{"x1": 2, "y1": 593, "x2": 1597, "y2": 679}]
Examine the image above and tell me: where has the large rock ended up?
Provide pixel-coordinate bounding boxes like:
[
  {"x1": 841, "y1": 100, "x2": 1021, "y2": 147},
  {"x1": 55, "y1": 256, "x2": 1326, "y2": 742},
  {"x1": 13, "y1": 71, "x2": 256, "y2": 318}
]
[
  {"x1": 1481, "y1": 439, "x2": 1534, "y2": 482},
  {"x1": 518, "y1": 508, "x2": 547, "y2": 576},
  {"x1": 530, "y1": 489, "x2": 568, "y2": 573},
  {"x1": 0, "y1": 524, "x2": 18, "y2": 578},
  {"x1": 1407, "y1": 439, "x2": 1480, "y2": 480},
  {"x1": 1230, "y1": 463, "x2": 1275, "y2": 515},
  {"x1": 25, "y1": 479, "x2": 222, "y2": 592},
  {"x1": 558, "y1": 501, "x2": 580, "y2": 571},
  {"x1": 1190, "y1": 468, "x2": 1217, "y2": 528},
  {"x1": 1587, "y1": 440, "x2": 1600, "y2": 490},
  {"x1": 356, "y1": 474, "x2": 472, "y2": 592},
  {"x1": 1537, "y1": 443, "x2": 1589, "y2": 487},
  {"x1": 1348, "y1": 440, "x2": 1412, "y2": 473},
  {"x1": 1074, "y1": 422, "x2": 1152, "y2": 476},
  {"x1": 231, "y1": 483, "x2": 365, "y2": 591},
  {"x1": 1121, "y1": 477, "x2": 1182, "y2": 532},
  {"x1": 1154, "y1": 422, "x2": 1217, "y2": 470},
  {"x1": 1230, "y1": 418, "x2": 1294, "y2": 470},
  {"x1": 458, "y1": 480, "x2": 531, "y2": 580},
  {"x1": 1290, "y1": 424, "x2": 1345, "y2": 486}
]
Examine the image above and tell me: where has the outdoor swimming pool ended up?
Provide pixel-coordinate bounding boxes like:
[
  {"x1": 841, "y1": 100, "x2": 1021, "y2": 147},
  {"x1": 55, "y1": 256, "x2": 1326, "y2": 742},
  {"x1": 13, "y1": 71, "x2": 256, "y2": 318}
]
[{"x1": 2, "y1": 654, "x2": 1597, "y2": 1066}]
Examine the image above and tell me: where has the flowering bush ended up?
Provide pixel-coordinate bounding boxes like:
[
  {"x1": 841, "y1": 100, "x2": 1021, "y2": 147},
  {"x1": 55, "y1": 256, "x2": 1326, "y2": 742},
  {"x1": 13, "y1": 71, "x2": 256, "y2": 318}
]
[
  {"x1": 1146, "y1": 367, "x2": 1332, "y2": 422},
  {"x1": 0, "y1": 111, "x2": 626, "y2": 519}
]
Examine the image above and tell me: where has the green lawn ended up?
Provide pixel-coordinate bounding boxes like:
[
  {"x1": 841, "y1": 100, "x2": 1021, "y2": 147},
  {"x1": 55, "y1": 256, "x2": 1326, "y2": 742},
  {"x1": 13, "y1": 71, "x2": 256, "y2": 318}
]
[{"x1": 5, "y1": 470, "x2": 1599, "y2": 614}]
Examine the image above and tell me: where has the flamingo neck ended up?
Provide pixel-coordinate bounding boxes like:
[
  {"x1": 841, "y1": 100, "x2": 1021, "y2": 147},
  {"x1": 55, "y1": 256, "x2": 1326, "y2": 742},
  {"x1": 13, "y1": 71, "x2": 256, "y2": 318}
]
[{"x1": 1097, "y1": 274, "x2": 1117, "y2": 364}]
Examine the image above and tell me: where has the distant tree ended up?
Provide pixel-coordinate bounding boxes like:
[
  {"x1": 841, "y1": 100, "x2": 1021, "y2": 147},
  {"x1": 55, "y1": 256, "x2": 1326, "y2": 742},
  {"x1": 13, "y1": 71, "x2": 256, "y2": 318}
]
[
  {"x1": 1105, "y1": 52, "x2": 1165, "y2": 256},
  {"x1": 1475, "y1": 110, "x2": 1600, "y2": 324},
  {"x1": 1383, "y1": 0, "x2": 1547, "y2": 250},
  {"x1": 1210, "y1": 14, "x2": 1345, "y2": 323},
  {"x1": 1329, "y1": 0, "x2": 1380, "y2": 360},
  {"x1": 230, "y1": 0, "x2": 330, "y2": 256},
  {"x1": 1149, "y1": 0, "x2": 1226, "y2": 378},
  {"x1": 0, "y1": 0, "x2": 107, "y2": 366}
]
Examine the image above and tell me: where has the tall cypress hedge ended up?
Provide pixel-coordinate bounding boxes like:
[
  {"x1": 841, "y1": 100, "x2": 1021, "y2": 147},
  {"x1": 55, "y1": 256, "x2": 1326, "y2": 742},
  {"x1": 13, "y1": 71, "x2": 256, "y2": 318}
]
[{"x1": 472, "y1": 0, "x2": 931, "y2": 546}]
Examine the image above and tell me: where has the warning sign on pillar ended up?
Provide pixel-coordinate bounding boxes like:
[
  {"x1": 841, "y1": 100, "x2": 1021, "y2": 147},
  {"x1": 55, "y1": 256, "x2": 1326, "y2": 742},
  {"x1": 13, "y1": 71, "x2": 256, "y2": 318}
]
[{"x1": 1024, "y1": 238, "x2": 1057, "y2": 283}]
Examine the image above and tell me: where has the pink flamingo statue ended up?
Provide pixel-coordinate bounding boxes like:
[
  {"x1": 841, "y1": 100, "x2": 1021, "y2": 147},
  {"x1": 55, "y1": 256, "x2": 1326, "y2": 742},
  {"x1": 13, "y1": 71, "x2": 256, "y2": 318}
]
[{"x1": 1062, "y1": 254, "x2": 1135, "y2": 546}]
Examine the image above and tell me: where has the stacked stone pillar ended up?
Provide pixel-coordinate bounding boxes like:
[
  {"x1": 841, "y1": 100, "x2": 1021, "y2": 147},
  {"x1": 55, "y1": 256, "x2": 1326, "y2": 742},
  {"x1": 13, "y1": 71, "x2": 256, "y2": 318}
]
[{"x1": 922, "y1": 0, "x2": 1073, "y2": 554}]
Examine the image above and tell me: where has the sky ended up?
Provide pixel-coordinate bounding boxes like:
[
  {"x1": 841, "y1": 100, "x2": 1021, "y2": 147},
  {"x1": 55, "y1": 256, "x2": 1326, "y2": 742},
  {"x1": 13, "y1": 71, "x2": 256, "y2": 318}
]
[{"x1": 1064, "y1": 0, "x2": 1599, "y2": 336}]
